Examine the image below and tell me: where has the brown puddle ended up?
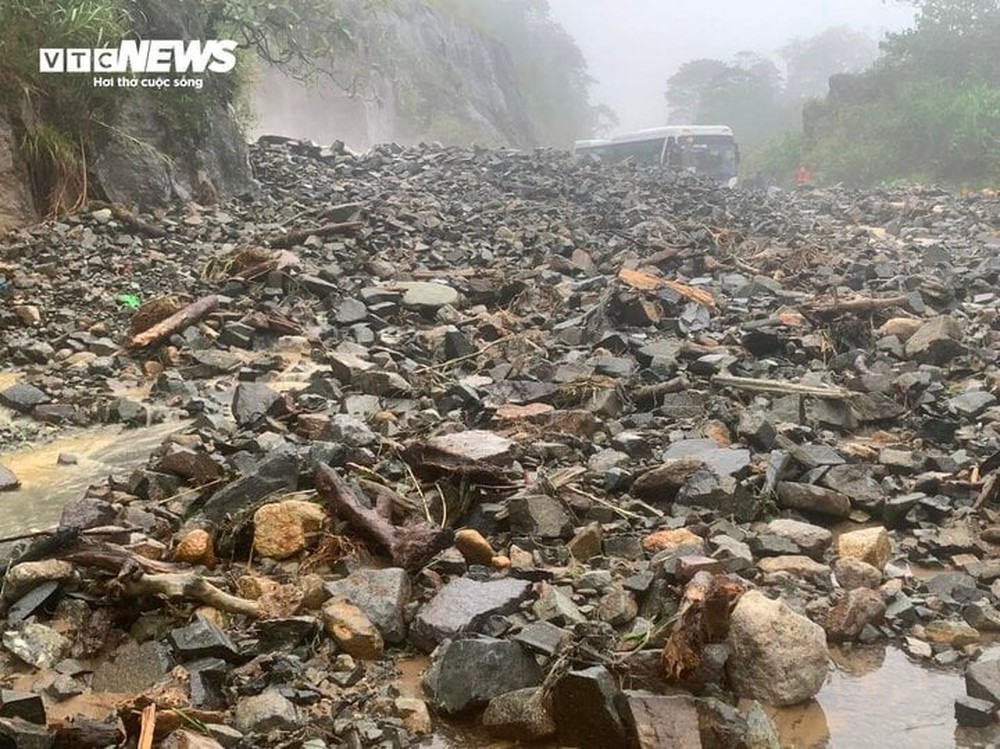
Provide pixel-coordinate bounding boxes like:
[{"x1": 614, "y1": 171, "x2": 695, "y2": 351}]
[
  {"x1": 0, "y1": 420, "x2": 185, "y2": 538},
  {"x1": 770, "y1": 644, "x2": 1000, "y2": 748}
]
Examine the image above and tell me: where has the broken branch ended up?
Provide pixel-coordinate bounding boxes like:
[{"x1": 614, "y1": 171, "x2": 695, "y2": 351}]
[{"x1": 128, "y1": 294, "x2": 219, "y2": 349}]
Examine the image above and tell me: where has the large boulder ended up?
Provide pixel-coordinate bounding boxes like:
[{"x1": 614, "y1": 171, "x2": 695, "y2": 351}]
[{"x1": 727, "y1": 590, "x2": 829, "y2": 706}]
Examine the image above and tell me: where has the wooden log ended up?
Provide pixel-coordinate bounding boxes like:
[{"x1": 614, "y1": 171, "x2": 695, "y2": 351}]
[
  {"x1": 712, "y1": 373, "x2": 850, "y2": 400},
  {"x1": 117, "y1": 572, "x2": 261, "y2": 618},
  {"x1": 265, "y1": 220, "x2": 363, "y2": 249},
  {"x1": 128, "y1": 294, "x2": 219, "y2": 349},
  {"x1": 314, "y1": 463, "x2": 453, "y2": 571},
  {"x1": 805, "y1": 294, "x2": 909, "y2": 320},
  {"x1": 88, "y1": 200, "x2": 166, "y2": 238},
  {"x1": 632, "y1": 376, "x2": 691, "y2": 406},
  {"x1": 52, "y1": 717, "x2": 126, "y2": 749},
  {"x1": 138, "y1": 704, "x2": 156, "y2": 749}
]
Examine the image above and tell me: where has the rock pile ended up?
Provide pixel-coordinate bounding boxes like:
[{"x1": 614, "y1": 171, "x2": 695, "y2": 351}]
[{"x1": 2, "y1": 137, "x2": 1000, "y2": 745}]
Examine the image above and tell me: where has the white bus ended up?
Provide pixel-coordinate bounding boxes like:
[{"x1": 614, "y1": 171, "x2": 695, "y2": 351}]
[{"x1": 573, "y1": 125, "x2": 739, "y2": 182}]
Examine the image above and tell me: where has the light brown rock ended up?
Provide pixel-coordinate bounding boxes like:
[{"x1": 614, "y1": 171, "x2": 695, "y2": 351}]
[
  {"x1": 253, "y1": 500, "x2": 327, "y2": 559},
  {"x1": 878, "y1": 317, "x2": 922, "y2": 342},
  {"x1": 833, "y1": 556, "x2": 882, "y2": 590},
  {"x1": 454, "y1": 529, "x2": 495, "y2": 565},
  {"x1": 642, "y1": 527, "x2": 705, "y2": 555},
  {"x1": 3, "y1": 560, "x2": 74, "y2": 599},
  {"x1": 837, "y1": 527, "x2": 892, "y2": 571},
  {"x1": 175, "y1": 529, "x2": 215, "y2": 566},
  {"x1": 322, "y1": 599, "x2": 384, "y2": 660},
  {"x1": 396, "y1": 697, "x2": 433, "y2": 735},
  {"x1": 757, "y1": 555, "x2": 830, "y2": 582}
]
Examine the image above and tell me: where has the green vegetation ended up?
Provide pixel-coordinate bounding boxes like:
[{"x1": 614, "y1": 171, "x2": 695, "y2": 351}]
[
  {"x1": 800, "y1": 0, "x2": 1000, "y2": 186},
  {"x1": 0, "y1": 0, "x2": 133, "y2": 213}
]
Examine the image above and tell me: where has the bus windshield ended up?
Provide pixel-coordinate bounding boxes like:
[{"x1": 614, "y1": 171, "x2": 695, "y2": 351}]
[{"x1": 574, "y1": 127, "x2": 738, "y2": 181}]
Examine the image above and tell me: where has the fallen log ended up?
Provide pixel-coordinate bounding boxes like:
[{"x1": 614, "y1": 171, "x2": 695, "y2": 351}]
[
  {"x1": 264, "y1": 220, "x2": 363, "y2": 249},
  {"x1": 115, "y1": 571, "x2": 261, "y2": 618},
  {"x1": 314, "y1": 463, "x2": 453, "y2": 571},
  {"x1": 804, "y1": 294, "x2": 909, "y2": 321},
  {"x1": 128, "y1": 294, "x2": 219, "y2": 349},
  {"x1": 712, "y1": 374, "x2": 851, "y2": 401},
  {"x1": 52, "y1": 717, "x2": 126, "y2": 749},
  {"x1": 632, "y1": 376, "x2": 691, "y2": 406}
]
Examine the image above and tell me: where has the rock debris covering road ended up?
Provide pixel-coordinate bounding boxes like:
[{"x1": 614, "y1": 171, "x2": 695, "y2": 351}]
[{"x1": 1, "y1": 137, "x2": 1000, "y2": 745}]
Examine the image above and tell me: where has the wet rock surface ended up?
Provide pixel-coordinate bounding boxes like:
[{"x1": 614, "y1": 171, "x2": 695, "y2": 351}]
[{"x1": 2, "y1": 138, "x2": 1000, "y2": 745}]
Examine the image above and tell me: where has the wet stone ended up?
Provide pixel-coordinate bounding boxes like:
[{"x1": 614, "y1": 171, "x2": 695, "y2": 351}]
[
  {"x1": 967, "y1": 657, "x2": 1000, "y2": 705},
  {"x1": 483, "y1": 687, "x2": 556, "y2": 742},
  {"x1": 0, "y1": 465, "x2": 19, "y2": 491},
  {"x1": 0, "y1": 382, "x2": 50, "y2": 413},
  {"x1": 323, "y1": 568, "x2": 410, "y2": 644},
  {"x1": 513, "y1": 621, "x2": 570, "y2": 656},
  {"x1": 955, "y1": 695, "x2": 995, "y2": 728},
  {"x1": 2, "y1": 623, "x2": 70, "y2": 669},
  {"x1": 551, "y1": 666, "x2": 627, "y2": 749},
  {"x1": 0, "y1": 717, "x2": 54, "y2": 749},
  {"x1": 776, "y1": 481, "x2": 851, "y2": 518},
  {"x1": 0, "y1": 691, "x2": 45, "y2": 724},
  {"x1": 423, "y1": 638, "x2": 543, "y2": 714},
  {"x1": 410, "y1": 577, "x2": 532, "y2": 651},
  {"x1": 765, "y1": 518, "x2": 832, "y2": 560}
]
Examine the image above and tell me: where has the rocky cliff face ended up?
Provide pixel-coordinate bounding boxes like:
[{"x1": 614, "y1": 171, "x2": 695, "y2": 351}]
[
  {"x1": 0, "y1": 114, "x2": 37, "y2": 235},
  {"x1": 251, "y1": 0, "x2": 537, "y2": 151}
]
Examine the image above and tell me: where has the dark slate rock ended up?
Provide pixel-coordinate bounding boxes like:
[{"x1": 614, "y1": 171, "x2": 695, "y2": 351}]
[
  {"x1": 168, "y1": 614, "x2": 239, "y2": 661},
  {"x1": 0, "y1": 383, "x2": 50, "y2": 413},
  {"x1": 956, "y1": 695, "x2": 996, "y2": 727},
  {"x1": 513, "y1": 621, "x2": 570, "y2": 657},
  {"x1": 551, "y1": 666, "x2": 627, "y2": 749},
  {"x1": 59, "y1": 497, "x2": 118, "y2": 530},
  {"x1": 91, "y1": 640, "x2": 171, "y2": 694},
  {"x1": 0, "y1": 691, "x2": 45, "y2": 724},
  {"x1": 231, "y1": 382, "x2": 283, "y2": 426},
  {"x1": 662, "y1": 440, "x2": 750, "y2": 477},
  {"x1": 199, "y1": 447, "x2": 298, "y2": 521},
  {"x1": 411, "y1": 577, "x2": 533, "y2": 652},
  {"x1": 6, "y1": 582, "x2": 61, "y2": 626},
  {"x1": 508, "y1": 494, "x2": 573, "y2": 539},
  {"x1": 0, "y1": 717, "x2": 54, "y2": 749},
  {"x1": 423, "y1": 638, "x2": 543, "y2": 714}
]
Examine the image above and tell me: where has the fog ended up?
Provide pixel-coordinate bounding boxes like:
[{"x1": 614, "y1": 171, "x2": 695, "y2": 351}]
[{"x1": 548, "y1": 0, "x2": 917, "y2": 131}]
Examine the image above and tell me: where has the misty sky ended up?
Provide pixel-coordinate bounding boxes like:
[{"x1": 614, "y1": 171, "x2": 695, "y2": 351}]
[{"x1": 548, "y1": 0, "x2": 917, "y2": 131}]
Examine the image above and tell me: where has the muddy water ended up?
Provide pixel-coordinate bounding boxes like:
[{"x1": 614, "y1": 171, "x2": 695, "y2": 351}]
[
  {"x1": 772, "y1": 645, "x2": 1000, "y2": 748},
  {"x1": 0, "y1": 420, "x2": 184, "y2": 538}
]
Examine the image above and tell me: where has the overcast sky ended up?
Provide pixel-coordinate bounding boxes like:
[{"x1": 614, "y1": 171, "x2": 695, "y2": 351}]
[{"x1": 548, "y1": 0, "x2": 917, "y2": 131}]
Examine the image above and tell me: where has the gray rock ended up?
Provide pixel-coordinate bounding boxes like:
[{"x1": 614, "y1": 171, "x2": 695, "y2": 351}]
[
  {"x1": 533, "y1": 583, "x2": 587, "y2": 626},
  {"x1": 727, "y1": 591, "x2": 829, "y2": 706},
  {"x1": 0, "y1": 716, "x2": 54, "y2": 749},
  {"x1": 398, "y1": 282, "x2": 460, "y2": 310},
  {"x1": 508, "y1": 494, "x2": 573, "y2": 538},
  {"x1": 513, "y1": 621, "x2": 570, "y2": 656},
  {"x1": 824, "y1": 588, "x2": 886, "y2": 642},
  {"x1": 0, "y1": 690, "x2": 45, "y2": 724},
  {"x1": 949, "y1": 390, "x2": 997, "y2": 418},
  {"x1": 168, "y1": 614, "x2": 239, "y2": 661},
  {"x1": 334, "y1": 298, "x2": 368, "y2": 324},
  {"x1": 324, "y1": 414, "x2": 378, "y2": 446},
  {"x1": 483, "y1": 687, "x2": 556, "y2": 741},
  {"x1": 2, "y1": 623, "x2": 70, "y2": 669},
  {"x1": 662, "y1": 440, "x2": 751, "y2": 477},
  {"x1": 765, "y1": 518, "x2": 832, "y2": 560},
  {"x1": 411, "y1": 577, "x2": 533, "y2": 651},
  {"x1": 776, "y1": 482, "x2": 851, "y2": 518},
  {"x1": 964, "y1": 601, "x2": 1000, "y2": 632},
  {"x1": 0, "y1": 465, "x2": 19, "y2": 491},
  {"x1": 956, "y1": 695, "x2": 995, "y2": 727},
  {"x1": 0, "y1": 383, "x2": 50, "y2": 413},
  {"x1": 91, "y1": 640, "x2": 170, "y2": 694},
  {"x1": 423, "y1": 638, "x2": 543, "y2": 714},
  {"x1": 551, "y1": 666, "x2": 627, "y2": 748},
  {"x1": 710, "y1": 535, "x2": 754, "y2": 573},
  {"x1": 199, "y1": 447, "x2": 298, "y2": 521},
  {"x1": 967, "y1": 657, "x2": 1000, "y2": 705},
  {"x1": 59, "y1": 497, "x2": 119, "y2": 530},
  {"x1": 323, "y1": 568, "x2": 410, "y2": 643},
  {"x1": 233, "y1": 690, "x2": 299, "y2": 734},
  {"x1": 820, "y1": 464, "x2": 884, "y2": 511},
  {"x1": 904, "y1": 316, "x2": 966, "y2": 365},
  {"x1": 231, "y1": 382, "x2": 283, "y2": 426}
]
